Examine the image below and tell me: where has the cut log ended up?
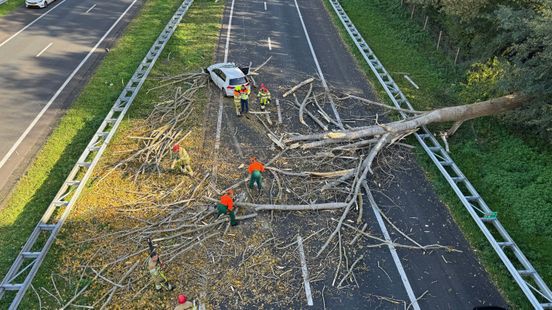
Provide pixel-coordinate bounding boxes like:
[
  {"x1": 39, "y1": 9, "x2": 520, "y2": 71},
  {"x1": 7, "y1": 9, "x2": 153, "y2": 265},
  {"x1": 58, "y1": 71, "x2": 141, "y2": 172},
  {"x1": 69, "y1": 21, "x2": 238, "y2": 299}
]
[{"x1": 237, "y1": 201, "x2": 348, "y2": 211}]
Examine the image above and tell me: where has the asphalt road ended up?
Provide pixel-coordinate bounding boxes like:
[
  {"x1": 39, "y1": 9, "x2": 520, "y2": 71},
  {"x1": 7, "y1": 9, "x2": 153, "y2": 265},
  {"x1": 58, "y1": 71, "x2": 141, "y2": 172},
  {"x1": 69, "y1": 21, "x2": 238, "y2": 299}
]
[
  {"x1": 207, "y1": 0, "x2": 507, "y2": 308},
  {"x1": 0, "y1": 0, "x2": 142, "y2": 203}
]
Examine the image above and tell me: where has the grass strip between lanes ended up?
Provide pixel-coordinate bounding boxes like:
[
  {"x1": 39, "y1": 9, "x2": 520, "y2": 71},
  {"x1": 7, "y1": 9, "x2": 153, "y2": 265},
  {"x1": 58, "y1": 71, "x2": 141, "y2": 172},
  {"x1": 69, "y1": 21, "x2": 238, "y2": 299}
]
[
  {"x1": 0, "y1": 0, "x2": 223, "y2": 306},
  {"x1": 0, "y1": 0, "x2": 25, "y2": 17},
  {"x1": 323, "y1": 0, "x2": 551, "y2": 309}
]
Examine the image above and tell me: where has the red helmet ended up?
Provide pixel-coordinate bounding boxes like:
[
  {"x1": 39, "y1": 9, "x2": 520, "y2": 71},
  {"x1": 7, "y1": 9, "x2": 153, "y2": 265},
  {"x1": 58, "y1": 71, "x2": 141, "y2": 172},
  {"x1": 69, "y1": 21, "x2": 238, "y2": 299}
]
[
  {"x1": 260, "y1": 83, "x2": 268, "y2": 91},
  {"x1": 178, "y1": 294, "x2": 187, "y2": 304},
  {"x1": 172, "y1": 144, "x2": 180, "y2": 153}
]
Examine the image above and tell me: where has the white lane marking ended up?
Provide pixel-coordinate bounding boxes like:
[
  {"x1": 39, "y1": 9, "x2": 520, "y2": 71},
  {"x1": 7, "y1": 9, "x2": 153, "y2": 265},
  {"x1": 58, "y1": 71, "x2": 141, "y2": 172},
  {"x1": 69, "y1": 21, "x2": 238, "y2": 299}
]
[
  {"x1": 292, "y1": 0, "x2": 327, "y2": 89},
  {"x1": 223, "y1": 0, "x2": 236, "y2": 62},
  {"x1": 214, "y1": 94, "x2": 224, "y2": 152},
  {"x1": 0, "y1": 0, "x2": 70, "y2": 49},
  {"x1": 292, "y1": 0, "x2": 344, "y2": 129},
  {"x1": 214, "y1": 0, "x2": 237, "y2": 179},
  {"x1": 268, "y1": 37, "x2": 272, "y2": 50},
  {"x1": 35, "y1": 42, "x2": 53, "y2": 57},
  {"x1": 0, "y1": 0, "x2": 139, "y2": 171},
  {"x1": 213, "y1": 93, "x2": 224, "y2": 179},
  {"x1": 264, "y1": 1, "x2": 267, "y2": 11},
  {"x1": 297, "y1": 235, "x2": 314, "y2": 306},
  {"x1": 85, "y1": 3, "x2": 97, "y2": 14},
  {"x1": 366, "y1": 185, "x2": 421, "y2": 310}
]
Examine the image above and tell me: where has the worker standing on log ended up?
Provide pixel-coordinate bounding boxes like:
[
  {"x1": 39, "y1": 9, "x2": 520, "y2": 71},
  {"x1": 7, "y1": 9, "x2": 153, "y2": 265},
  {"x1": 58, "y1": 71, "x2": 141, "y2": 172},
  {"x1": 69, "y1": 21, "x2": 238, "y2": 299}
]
[
  {"x1": 240, "y1": 84, "x2": 250, "y2": 115},
  {"x1": 258, "y1": 83, "x2": 271, "y2": 111},
  {"x1": 171, "y1": 144, "x2": 193, "y2": 176},
  {"x1": 248, "y1": 157, "x2": 265, "y2": 191},
  {"x1": 217, "y1": 189, "x2": 238, "y2": 226},
  {"x1": 233, "y1": 85, "x2": 242, "y2": 116}
]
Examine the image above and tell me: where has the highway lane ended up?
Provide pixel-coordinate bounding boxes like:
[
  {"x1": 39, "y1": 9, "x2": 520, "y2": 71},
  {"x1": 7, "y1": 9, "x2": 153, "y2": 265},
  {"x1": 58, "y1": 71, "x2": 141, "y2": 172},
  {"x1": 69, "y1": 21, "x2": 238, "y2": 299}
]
[
  {"x1": 210, "y1": 0, "x2": 507, "y2": 308},
  {"x1": 0, "y1": 0, "x2": 142, "y2": 202}
]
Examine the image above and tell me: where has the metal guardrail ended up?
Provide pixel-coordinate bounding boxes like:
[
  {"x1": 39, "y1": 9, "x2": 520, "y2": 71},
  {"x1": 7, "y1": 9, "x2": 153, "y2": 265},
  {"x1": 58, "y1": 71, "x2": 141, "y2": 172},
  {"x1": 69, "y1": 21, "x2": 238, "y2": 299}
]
[
  {"x1": 0, "y1": 0, "x2": 7, "y2": 5},
  {"x1": 0, "y1": 0, "x2": 194, "y2": 308},
  {"x1": 327, "y1": 0, "x2": 552, "y2": 308}
]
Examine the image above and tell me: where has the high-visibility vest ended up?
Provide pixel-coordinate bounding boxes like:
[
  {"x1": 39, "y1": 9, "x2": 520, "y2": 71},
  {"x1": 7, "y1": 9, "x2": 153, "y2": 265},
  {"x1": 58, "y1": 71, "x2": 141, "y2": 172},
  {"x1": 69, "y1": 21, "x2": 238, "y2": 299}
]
[{"x1": 240, "y1": 92, "x2": 249, "y2": 100}]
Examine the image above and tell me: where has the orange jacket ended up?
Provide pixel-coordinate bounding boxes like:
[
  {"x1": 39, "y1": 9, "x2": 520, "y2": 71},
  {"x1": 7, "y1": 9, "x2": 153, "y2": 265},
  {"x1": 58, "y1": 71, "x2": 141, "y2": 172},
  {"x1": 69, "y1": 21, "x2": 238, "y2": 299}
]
[
  {"x1": 220, "y1": 194, "x2": 234, "y2": 211},
  {"x1": 248, "y1": 161, "x2": 265, "y2": 174}
]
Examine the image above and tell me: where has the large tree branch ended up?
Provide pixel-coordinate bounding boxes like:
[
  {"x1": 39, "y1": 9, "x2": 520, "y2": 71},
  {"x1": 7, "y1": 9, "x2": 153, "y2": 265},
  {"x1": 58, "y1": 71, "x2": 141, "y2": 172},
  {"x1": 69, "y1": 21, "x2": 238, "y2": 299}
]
[{"x1": 286, "y1": 94, "x2": 526, "y2": 144}]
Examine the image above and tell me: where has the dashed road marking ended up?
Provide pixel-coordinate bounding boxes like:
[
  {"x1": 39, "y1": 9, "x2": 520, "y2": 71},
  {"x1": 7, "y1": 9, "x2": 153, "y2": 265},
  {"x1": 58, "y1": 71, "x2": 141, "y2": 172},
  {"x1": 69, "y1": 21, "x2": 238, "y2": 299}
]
[
  {"x1": 85, "y1": 3, "x2": 97, "y2": 14},
  {"x1": 36, "y1": 42, "x2": 53, "y2": 57},
  {"x1": 264, "y1": 1, "x2": 267, "y2": 11},
  {"x1": 0, "y1": 0, "x2": 139, "y2": 170},
  {"x1": 268, "y1": 36, "x2": 272, "y2": 50},
  {"x1": 0, "y1": 0, "x2": 70, "y2": 49}
]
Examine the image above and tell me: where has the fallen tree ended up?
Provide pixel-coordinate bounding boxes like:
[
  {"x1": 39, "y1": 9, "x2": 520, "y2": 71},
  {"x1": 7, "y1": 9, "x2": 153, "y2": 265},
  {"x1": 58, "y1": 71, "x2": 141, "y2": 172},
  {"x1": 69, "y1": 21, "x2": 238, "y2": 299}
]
[{"x1": 287, "y1": 93, "x2": 525, "y2": 145}]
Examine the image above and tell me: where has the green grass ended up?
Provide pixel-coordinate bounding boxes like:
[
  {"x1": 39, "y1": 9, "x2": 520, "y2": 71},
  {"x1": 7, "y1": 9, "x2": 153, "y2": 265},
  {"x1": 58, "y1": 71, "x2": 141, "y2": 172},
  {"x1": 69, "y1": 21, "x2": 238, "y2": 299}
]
[
  {"x1": 0, "y1": 0, "x2": 25, "y2": 17},
  {"x1": 0, "y1": 0, "x2": 225, "y2": 307},
  {"x1": 8, "y1": 0, "x2": 224, "y2": 307},
  {"x1": 324, "y1": 0, "x2": 552, "y2": 308}
]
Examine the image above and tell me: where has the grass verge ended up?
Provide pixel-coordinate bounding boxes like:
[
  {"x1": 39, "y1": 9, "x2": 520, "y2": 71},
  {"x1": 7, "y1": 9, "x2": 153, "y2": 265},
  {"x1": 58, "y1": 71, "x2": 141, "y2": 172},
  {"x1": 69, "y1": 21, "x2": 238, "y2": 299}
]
[
  {"x1": 323, "y1": 0, "x2": 551, "y2": 308},
  {"x1": 0, "y1": 0, "x2": 224, "y2": 307},
  {"x1": 0, "y1": 0, "x2": 24, "y2": 17}
]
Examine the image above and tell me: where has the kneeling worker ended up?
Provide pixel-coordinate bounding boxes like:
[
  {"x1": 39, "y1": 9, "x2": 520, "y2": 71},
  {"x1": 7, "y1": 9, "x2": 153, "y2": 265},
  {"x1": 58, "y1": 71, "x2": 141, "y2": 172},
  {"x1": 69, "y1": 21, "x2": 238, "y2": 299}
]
[
  {"x1": 171, "y1": 143, "x2": 193, "y2": 176},
  {"x1": 217, "y1": 189, "x2": 238, "y2": 226},
  {"x1": 248, "y1": 156, "x2": 265, "y2": 191}
]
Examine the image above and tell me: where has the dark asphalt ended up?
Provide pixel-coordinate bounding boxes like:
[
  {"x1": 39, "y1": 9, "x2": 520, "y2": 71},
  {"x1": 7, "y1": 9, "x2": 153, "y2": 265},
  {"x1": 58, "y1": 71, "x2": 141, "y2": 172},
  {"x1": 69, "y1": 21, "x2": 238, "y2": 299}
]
[
  {"x1": 0, "y1": 0, "x2": 143, "y2": 205},
  {"x1": 206, "y1": 0, "x2": 506, "y2": 308}
]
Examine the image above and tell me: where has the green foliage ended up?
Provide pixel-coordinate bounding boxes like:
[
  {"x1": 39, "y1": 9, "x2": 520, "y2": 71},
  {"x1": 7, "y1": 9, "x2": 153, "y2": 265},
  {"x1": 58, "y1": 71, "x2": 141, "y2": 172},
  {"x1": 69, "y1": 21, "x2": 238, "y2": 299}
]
[
  {"x1": 407, "y1": 0, "x2": 552, "y2": 140},
  {"x1": 331, "y1": 0, "x2": 552, "y2": 308},
  {"x1": 460, "y1": 57, "x2": 507, "y2": 102},
  {"x1": 495, "y1": 3, "x2": 552, "y2": 139}
]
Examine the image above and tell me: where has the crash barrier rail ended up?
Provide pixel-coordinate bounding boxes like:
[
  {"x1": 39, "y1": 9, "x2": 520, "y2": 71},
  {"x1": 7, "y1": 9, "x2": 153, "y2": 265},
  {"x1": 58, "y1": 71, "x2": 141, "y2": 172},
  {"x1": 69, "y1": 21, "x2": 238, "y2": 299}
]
[
  {"x1": 328, "y1": 0, "x2": 552, "y2": 308},
  {"x1": 0, "y1": 0, "x2": 194, "y2": 308},
  {"x1": 0, "y1": 0, "x2": 7, "y2": 5}
]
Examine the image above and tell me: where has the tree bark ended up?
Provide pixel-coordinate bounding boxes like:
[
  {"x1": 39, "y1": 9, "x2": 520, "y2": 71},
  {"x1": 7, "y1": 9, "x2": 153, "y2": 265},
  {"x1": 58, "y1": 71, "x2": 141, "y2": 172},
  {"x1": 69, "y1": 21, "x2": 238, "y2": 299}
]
[{"x1": 287, "y1": 94, "x2": 525, "y2": 144}]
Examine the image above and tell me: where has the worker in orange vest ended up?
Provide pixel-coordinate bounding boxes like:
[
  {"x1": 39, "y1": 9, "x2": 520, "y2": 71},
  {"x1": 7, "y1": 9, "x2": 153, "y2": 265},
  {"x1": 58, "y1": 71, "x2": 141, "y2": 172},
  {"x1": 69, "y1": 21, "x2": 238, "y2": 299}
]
[
  {"x1": 248, "y1": 157, "x2": 265, "y2": 191},
  {"x1": 216, "y1": 189, "x2": 238, "y2": 226}
]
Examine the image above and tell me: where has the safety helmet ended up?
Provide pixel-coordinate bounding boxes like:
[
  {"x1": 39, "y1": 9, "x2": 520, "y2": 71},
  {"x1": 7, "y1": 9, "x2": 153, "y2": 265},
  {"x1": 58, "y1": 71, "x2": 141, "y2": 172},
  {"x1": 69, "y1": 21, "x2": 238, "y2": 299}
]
[
  {"x1": 178, "y1": 294, "x2": 187, "y2": 304},
  {"x1": 235, "y1": 85, "x2": 241, "y2": 91},
  {"x1": 172, "y1": 144, "x2": 180, "y2": 153},
  {"x1": 260, "y1": 83, "x2": 267, "y2": 91}
]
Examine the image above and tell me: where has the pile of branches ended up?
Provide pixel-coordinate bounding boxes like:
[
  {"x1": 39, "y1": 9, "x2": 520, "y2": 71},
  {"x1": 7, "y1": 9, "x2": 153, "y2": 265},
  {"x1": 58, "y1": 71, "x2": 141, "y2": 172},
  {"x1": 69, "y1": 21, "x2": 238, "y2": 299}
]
[{"x1": 105, "y1": 72, "x2": 208, "y2": 179}]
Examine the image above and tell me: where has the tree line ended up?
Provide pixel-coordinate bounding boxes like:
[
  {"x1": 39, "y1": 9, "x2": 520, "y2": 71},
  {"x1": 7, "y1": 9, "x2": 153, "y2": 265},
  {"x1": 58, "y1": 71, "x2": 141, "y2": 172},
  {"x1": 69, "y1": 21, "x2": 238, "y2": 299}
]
[{"x1": 407, "y1": 0, "x2": 552, "y2": 142}]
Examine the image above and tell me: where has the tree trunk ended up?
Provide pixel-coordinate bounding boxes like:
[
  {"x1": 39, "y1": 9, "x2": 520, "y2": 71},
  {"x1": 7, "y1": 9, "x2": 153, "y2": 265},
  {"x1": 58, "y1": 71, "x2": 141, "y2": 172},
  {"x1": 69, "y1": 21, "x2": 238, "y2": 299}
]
[{"x1": 287, "y1": 94, "x2": 525, "y2": 144}]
